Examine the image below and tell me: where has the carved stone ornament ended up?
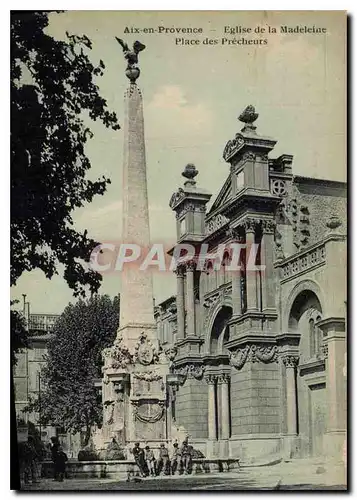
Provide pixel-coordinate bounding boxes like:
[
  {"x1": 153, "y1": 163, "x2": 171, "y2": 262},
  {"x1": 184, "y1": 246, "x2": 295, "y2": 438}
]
[
  {"x1": 326, "y1": 214, "x2": 342, "y2": 231},
  {"x1": 230, "y1": 344, "x2": 279, "y2": 370},
  {"x1": 282, "y1": 355, "x2": 299, "y2": 368},
  {"x1": 229, "y1": 345, "x2": 250, "y2": 370},
  {"x1": 244, "y1": 151, "x2": 256, "y2": 161},
  {"x1": 261, "y1": 220, "x2": 276, "y2": 234},
  {"x1": 169, "y1": 187, "x2": 185, "y2": 209},
  {"x1": 164, "y1": 346, "x2": 178, "y2": 362},
  {"x1": 133, "y1": 333, "x2": 159, "y2": 366},
  {"x1": 104, "y1": 400, "x2": 115, "y2": 425},
  {"x1": 103, "y1": 335, "x2": 133, "y2": 370},
  {"x1": 217, "y1": 373, "x2": 230, "y2": 384},
  {"x1": 132, "y1": 401, "x2": 165, "y2": 424},
  {"x1": 174, "y1": 364, "x2": 206, "y2": 382},
  {"x1": 243, "y1": 218, "x2": 259, "y2": 233},
  {"x1": 223, "y1": 134, "x2": 245, "y2": 161},
  {"x1": 271, "y1": 179, "x2": 287, "y2": 197},
  {"x1": 206, "y1": 213, "x2": 230, "y2": 234},
  {"x1": 133, "y1": 371, "x2": 162, "y2": 382},
  {"x1": 204, "y1": 374, "x2": 218, "y2": 385}
]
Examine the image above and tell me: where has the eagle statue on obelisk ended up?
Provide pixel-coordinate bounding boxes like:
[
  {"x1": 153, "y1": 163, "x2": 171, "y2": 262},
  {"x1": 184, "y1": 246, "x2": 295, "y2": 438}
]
[{"x1": 115, "y1": 37, "x2": 146, "y2": 83}]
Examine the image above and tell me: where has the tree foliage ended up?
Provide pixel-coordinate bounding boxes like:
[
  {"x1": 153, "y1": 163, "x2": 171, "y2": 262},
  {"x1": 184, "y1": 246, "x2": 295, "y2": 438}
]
[
  {"x1": 27, "y1": 294, "x2": 119, "y2": 446},
  {"x1": 11, "y1": 11, "x2": 120, "y2": 296}
]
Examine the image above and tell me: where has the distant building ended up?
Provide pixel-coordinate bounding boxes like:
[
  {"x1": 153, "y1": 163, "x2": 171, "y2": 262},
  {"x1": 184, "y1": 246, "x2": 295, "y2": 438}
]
[{"x1": 13, "y1": 300, "x2": 80, "y2": 456}]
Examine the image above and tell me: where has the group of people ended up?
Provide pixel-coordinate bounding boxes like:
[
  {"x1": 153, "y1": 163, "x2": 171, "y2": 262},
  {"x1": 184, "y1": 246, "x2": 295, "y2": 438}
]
[
  {"x1": 132, "y1": 439, "x2": 193, "y2": 477},
  {"x1": 19, "y1": 435, "x2": 68, "y2": 485}
]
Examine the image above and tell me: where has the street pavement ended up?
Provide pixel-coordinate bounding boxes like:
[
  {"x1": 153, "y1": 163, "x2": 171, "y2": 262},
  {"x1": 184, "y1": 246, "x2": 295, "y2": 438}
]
[{"x1": 21, "y1": 460, "x2": 347, "y2": 491}]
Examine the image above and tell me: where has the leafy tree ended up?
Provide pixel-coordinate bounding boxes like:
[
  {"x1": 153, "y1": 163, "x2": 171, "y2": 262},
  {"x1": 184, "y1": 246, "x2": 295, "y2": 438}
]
[
  {"x1": 11, "y1": 301, "x2": 28, "y2": 367},
  {"x1": 11, "y1": 11, "x2": 120, "y2": 296},
  {"x1": 27, "y1": 294, "x2": 119, "y2": 446}
]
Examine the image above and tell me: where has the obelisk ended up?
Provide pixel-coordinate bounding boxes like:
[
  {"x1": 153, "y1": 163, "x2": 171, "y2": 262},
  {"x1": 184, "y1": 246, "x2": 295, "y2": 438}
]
[
  {"x1": 99, "y1": 40, "x2": 169, "y2": 450},
  {"x1": 117, "y1": 39, "x2": 157, "y2": 348}
]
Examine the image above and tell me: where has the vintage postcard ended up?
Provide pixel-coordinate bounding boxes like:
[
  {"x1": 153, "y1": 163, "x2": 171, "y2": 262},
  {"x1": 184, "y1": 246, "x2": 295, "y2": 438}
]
[{"x1": 11, "y1": 10, "x2": 347, "y2": 491}]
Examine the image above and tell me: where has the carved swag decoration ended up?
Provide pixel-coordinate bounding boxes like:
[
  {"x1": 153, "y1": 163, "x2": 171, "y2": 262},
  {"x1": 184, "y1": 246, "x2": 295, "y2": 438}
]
[
  {"x1": 173, "y1": 364, "x2": 206, "y2": 383},
  {"x1": 230, "y1": 344, "x2": 278, "y2": 370}
]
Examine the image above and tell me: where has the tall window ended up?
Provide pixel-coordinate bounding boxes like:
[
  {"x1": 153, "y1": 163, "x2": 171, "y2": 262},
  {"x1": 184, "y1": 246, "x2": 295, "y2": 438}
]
[
  {"x1": 309, "y1": 313, "x2": 323, "y2": 357},
  {"x1": 309, "y1": 318, "x2": 316, "y2": 357}
]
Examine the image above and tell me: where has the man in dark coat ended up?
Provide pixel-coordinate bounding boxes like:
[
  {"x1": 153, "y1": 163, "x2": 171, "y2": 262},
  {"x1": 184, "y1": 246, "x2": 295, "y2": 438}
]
[
  {"x1": 50, "y1": 436, "x2": 60, "y2": 481},
  {"x1": 54, "y1": 446, "x2": 68, "y2": 482},
  {"x1": 132, "y1": 442, "x2": 146, "y2": 477}
]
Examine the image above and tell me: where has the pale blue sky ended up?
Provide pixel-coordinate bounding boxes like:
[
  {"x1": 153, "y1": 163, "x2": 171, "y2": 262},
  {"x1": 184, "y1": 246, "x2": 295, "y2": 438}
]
[{"x1": 12, "y1": 11, "x2": 346, "y2": 314}]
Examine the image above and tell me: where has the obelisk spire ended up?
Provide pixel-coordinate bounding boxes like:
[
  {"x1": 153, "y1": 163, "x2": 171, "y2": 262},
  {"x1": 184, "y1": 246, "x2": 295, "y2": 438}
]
[{"x1": 116, "y1": 39, "x2": 156, "y2": 344}]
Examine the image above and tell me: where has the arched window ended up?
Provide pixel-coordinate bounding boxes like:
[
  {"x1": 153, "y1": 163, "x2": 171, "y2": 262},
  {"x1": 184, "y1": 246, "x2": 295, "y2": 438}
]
[
  {"x1": 309, "y1": 313, "x2": 323, "y2": 358},
  {"x1": 315, "y1": 315, "x2": 322, "y2": 355}
]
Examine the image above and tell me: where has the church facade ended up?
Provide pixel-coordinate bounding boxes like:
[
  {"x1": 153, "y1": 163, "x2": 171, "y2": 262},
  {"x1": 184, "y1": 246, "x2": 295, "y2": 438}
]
[{"x1": 155, "y1": 105, "x2": 347, "y2": 465}]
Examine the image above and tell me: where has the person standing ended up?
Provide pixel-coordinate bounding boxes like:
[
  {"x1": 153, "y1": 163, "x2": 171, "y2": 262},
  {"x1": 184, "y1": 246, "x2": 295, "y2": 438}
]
[
  {"x1": 144, "y1": 445, "x2": 156, "y2": 477},
  {"x1": 54, "y1": 446, "x2": 68, "y2": 482},
  {"x1": 50, "y1": 436, "x2": 59, "y2": 481},
  {"x1": 132, "y1": 442, "x2": 146, "y2": 477},
  {"x1": 180, "y1": 439, "x2": 193, "y2": 475},
  {"x1": 158, "y1": 443, "x2": 170, "y2": 475}
]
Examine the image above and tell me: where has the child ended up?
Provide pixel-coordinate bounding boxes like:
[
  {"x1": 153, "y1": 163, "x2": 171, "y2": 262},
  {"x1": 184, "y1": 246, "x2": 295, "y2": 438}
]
[{"x1": 54, "y1": 446, "x2": 68, "y2": 482}]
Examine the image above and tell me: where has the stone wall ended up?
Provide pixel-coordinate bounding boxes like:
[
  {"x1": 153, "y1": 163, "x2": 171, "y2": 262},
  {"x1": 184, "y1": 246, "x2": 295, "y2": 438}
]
[
  {"x1": 230, "y1": 361, "x2": 281, "y2": 436},
  {"x1": 175, "y1": 377, "x2": 208, "y2": 439}
]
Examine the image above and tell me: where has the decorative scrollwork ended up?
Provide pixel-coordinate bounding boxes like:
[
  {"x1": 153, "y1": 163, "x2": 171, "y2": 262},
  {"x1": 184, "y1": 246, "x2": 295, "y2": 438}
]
[
  {"x1": 223, "y1": 134, "x2": 245, "y2": 161},
  {"x1": 169, "y1": 187, "x2": 185, "y2": 209}
]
